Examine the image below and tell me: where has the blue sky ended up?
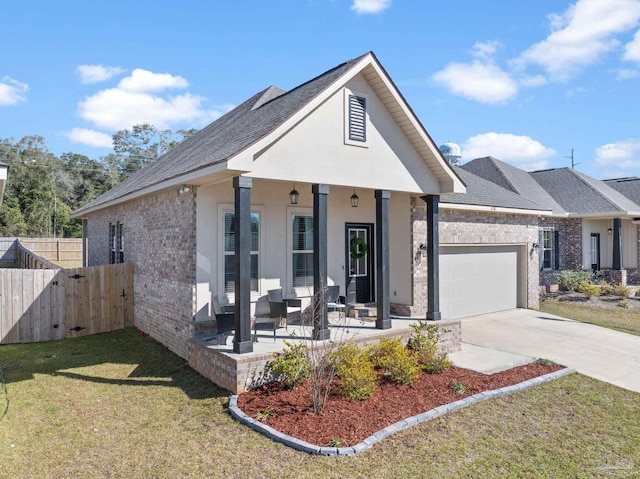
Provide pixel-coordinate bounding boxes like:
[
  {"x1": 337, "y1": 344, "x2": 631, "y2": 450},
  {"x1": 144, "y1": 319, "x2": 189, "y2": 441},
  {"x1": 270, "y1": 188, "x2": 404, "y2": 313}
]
[{"x1": 2, "y1": 0, "x2": 640, "y2": 179}]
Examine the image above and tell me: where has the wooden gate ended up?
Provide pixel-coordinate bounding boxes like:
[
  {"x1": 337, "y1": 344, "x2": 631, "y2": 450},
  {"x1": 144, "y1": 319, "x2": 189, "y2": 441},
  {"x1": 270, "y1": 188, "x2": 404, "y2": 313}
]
[{"x1": 0, "y1": 263, "x2": 133, "y2": 344}]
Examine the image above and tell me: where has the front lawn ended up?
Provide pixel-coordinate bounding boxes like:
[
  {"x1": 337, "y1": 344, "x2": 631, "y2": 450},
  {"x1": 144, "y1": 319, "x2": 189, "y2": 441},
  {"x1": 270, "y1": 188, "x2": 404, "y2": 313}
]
[
  {"x1": 1, "y1": 329, "x2": 639, "y2": 478},
  {"x1": 540, "y1": 299, "x2": 640, "y2": 336}
]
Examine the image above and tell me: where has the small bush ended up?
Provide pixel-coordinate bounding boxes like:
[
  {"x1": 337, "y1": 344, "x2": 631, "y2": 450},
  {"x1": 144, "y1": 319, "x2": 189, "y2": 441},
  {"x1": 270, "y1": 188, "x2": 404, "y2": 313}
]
[
  {"x1": 619, "y1": 299, "x2": 631, "y2": 309},
  {"x1": 268, "y1": 340, "x2": 311, "y2": 389},
  {"x1": 255, "y1": 409, "x2": 272, "y2": 422},
  {"x1": 557, "y1": 270, "x2": 592, "y2": 292},
  {"x1": 408, "y1": 320, "x2": 453, "y2": 374},
  {"x1": 331, "y1": 343, "x2": 377, "y2": 400},
  {"x1": 451, "y1": 381, "x2": 467, "y2": 395},
  {"x1": 576, "y1": 282, "x2": 600, "y2": 298},
  {"x1": 538, "y1": 358, "x2": 556, "y2": 366},
  {"x1": 601, "y1": 282, "x2": 630, "y2": 298},
  {"x1": 368, "y1": 338, "x2": 420, "y2": 386}
]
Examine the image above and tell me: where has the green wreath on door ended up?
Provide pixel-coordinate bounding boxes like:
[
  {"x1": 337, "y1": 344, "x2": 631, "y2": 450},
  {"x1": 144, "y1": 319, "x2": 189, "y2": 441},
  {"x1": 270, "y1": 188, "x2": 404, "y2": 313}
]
[{"x1": 350, "y1": 237, "x2": 368, "y2": 259}]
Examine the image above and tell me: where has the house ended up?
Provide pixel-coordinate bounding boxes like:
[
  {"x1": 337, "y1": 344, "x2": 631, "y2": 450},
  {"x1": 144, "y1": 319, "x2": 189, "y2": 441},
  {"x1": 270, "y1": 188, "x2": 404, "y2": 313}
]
[
  {"x1": 0, "y1": 161, "x2": 8, "y2": 209},
  {"x1": 73, "y1": 52, "x2": 550, "y2": 362},
  {"x1": 462, "y1": 157, "x2": 640, "y2": 287}
]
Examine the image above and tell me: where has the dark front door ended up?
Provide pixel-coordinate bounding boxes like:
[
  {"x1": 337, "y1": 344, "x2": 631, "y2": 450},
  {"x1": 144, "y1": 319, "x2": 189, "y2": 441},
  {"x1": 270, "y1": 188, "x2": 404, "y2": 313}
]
[
  {"x1": 345, "y1": 223, "x2": 374, "y2": 304},
  {"x1": 590, "y1": 233, "x2": 601, "y2": 271}
]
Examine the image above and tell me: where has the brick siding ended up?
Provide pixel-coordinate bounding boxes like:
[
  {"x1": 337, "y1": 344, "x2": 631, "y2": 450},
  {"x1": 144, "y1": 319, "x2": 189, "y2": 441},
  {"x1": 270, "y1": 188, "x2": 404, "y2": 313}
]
[{"x1": 85, "y1": 186, "x2": 197, "y2": 358}]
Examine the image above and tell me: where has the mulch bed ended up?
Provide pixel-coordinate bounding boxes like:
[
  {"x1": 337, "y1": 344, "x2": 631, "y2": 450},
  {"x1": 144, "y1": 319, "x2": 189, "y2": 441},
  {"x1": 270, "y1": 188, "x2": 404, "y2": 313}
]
[{"x1": 237, "y1": 362, "x2": 565, "y2": 447}]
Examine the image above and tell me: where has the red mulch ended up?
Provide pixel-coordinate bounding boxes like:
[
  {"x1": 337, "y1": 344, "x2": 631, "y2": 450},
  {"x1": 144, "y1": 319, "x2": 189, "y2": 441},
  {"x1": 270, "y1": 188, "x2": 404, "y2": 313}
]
[{"x1": 237, "y1": 362, "x2": 564, "y2": 446}]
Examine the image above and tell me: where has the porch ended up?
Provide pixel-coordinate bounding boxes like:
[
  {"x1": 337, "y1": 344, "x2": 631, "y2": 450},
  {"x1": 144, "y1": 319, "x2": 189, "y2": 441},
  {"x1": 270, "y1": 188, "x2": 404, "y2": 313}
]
[
  {"x1": 188, "y1": 312, "x2": 461, "y2": 394},
  {"x1": 194, "y1": 176, "x2": 443, "y2": 355}
]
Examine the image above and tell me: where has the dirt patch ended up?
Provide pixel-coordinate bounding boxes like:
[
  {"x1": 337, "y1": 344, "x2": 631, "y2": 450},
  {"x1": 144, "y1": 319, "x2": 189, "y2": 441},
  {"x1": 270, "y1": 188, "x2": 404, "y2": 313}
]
[
  {"x1": 237, "y1": 362, "x2": 564, "y2": 447},
  {"x1": 544, "y1": 291, "x2": 640, "y2": 310}
]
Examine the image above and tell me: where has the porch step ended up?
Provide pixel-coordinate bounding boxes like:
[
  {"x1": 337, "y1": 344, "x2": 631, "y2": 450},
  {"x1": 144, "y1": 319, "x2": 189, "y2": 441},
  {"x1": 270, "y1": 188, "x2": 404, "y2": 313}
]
[{"x1": 348, "y1": 303, "x2": 377, "y2": 319}]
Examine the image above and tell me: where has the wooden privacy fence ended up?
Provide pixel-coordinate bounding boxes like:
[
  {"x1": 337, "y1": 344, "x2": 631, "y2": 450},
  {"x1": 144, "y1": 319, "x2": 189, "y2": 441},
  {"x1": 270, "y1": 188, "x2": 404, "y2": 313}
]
[
  {"x1": 16, "y1": 239, "x2": 61, "y2": 270},
  {"x1": 0, "y1": 263, "x2": 133, "y2": 345},
  {"x1": 0, "y1": 237, "x2": 82, "y2": 267}
]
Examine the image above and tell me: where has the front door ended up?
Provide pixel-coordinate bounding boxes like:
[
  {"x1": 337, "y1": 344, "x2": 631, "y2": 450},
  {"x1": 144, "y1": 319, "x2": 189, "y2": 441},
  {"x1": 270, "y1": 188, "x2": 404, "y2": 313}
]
[
  {"x1": 345, "y1": 223, "x2": 374, "y2": 304},
  {"x1": 590, "y1": 233, "x2": 601, "y2": 271}
]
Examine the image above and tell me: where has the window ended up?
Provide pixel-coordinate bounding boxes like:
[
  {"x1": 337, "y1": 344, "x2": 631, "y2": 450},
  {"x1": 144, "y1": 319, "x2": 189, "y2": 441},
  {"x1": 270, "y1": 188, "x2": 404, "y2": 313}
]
[
  {"x1": 349, "y1": 228, "x2": 368, "y2": 277},
  {"x1": 292, "y1": 215, "x2": 313, "y2": 288},
  {"x1": 542, "y1": 229, "x2": 553, "y2": 270},
  {"x1": 108, "y1": 221, "x2": 124, "y2": 264},
  {"x1": 223, "y1": 211, "x2": 260, "y2": 294},
  {"x1": 348, "y1": 95, "x2": 367, "y2": 142}
]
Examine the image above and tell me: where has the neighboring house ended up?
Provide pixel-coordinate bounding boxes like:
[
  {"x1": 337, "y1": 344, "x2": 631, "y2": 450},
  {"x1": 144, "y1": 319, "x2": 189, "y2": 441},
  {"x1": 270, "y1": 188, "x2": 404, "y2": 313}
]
[
  {"x1": 72, "y1": 52, "x2": 551, "y2": 361},
  {"x1": 463, "y1": 157, "x2": 640, "y2": 287},
  {"x1": 0, "y1": 161, "x2": 8, "y2": 209}
]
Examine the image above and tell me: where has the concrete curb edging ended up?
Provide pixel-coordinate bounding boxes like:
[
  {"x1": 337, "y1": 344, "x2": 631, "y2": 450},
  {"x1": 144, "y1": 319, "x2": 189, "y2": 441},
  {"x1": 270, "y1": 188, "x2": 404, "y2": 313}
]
[{"x1": 228, "y1": 367, "x2": 575, "y2": 456}]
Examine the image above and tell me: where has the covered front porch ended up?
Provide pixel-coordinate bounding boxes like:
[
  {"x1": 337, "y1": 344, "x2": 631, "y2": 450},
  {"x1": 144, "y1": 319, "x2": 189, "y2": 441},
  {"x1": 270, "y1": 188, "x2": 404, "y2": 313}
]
[{"x1": 194, "y1": 176, "x2": 444, "y2": 355}]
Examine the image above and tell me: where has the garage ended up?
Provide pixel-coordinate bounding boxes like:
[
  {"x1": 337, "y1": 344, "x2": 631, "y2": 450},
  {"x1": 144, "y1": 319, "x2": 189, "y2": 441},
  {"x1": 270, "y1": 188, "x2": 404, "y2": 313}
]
[{"x1": 439, "y1": 245, "x2": 524, "y2": 319}]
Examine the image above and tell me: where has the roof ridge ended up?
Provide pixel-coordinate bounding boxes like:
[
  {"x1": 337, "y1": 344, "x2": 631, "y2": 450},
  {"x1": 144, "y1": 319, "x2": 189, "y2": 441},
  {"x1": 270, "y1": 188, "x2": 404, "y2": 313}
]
[{"x1": 487, "y1": 157, "x2": 519, "y2": 194}]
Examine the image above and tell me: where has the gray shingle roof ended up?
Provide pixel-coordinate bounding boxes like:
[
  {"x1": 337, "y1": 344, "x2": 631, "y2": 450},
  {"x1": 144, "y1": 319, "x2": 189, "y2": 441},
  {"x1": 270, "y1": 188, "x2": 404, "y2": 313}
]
[
  {"x1": 603, "y1": 177, "x2": 640, "y2": 208},
  {"x1": 74, "y1": 54, "x2": 368, "y2": 216},
  {"x1": 531, "y1": 168, "x2": 640, "y2": 214},
  {"x1": 462, "y1": 157, "x2": 566, "y2": 214},
  {"x1": 441, "y1": 167, "x2": 548, "y2": 211}
]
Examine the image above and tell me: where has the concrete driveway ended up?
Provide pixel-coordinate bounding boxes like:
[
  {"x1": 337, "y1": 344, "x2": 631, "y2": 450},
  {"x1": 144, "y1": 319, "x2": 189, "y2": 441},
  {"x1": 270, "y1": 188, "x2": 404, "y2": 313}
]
[{"x1": 460, "y1": 309, "x2": 640, "y2": 393}]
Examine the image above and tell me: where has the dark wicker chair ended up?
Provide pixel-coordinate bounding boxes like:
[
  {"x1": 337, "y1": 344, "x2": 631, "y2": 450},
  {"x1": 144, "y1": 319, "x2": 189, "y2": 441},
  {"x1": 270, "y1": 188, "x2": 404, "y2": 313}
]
[
  {"x1": 326, "y1": 285, "x2": 346, "y2": 320},
  {"x1": 267, "y1": 288, "x2": 302, "y2": 329},
  {"x1": 212, "y1": 296, "x2": 235, "y2": 345}
]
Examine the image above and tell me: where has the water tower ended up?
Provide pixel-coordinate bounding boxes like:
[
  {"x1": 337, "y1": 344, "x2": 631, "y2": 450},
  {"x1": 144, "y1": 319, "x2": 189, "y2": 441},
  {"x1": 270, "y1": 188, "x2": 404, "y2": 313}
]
[{"x1": 439, "y1": 142, "x2": 461, "y2": 166}]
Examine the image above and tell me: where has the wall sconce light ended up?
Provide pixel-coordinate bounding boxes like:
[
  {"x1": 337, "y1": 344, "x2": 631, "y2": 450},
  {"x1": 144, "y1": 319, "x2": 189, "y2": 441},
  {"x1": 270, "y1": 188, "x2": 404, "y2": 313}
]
[
  {"x1": 289, "y1": 183, "x2": 299, "y2": 205},
  {"x1": 532, "y1": 242, "x2": 539, "y2": 249},
  {"x1": 419, "y1": 243, "x2": 427, "y2": 251},
  {"x1": 608, "y1": 228, "x2": 613, "y2": 235},
  {"x1": 179, "y1": 184, "x2": 190, "y2": 194},
  {"x1": 350, "y1": 189, "x2": 359, "y2": 208}
]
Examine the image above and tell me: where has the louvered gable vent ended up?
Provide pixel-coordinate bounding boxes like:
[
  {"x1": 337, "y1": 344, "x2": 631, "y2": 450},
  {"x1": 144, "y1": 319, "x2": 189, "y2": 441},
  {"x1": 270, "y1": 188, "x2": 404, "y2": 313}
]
[{"x1": 348, "y1": 95, "x2": 367, "y2": 142}]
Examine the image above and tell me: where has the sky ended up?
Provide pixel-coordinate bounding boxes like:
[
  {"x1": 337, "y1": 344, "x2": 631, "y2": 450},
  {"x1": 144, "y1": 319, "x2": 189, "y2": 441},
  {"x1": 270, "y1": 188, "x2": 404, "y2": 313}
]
[{"x1": 2, "y1": 0, "x2": 640, "y2": 180}]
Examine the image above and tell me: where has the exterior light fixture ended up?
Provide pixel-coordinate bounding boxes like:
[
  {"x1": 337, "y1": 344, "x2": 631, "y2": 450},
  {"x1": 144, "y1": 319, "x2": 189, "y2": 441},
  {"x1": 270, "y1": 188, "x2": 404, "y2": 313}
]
[
  {"x1": 350, "y1": 189, "x2": 359, "y2": 208},
  {"x1": 608, "y1": 228, "x2": 613, "y2": 235},
  {"x1": 289, "y1": 183, "x2": 299, "y2": 205},
  {"x1": 179, "y1": 184, "x2": 190, "y2": 194}
]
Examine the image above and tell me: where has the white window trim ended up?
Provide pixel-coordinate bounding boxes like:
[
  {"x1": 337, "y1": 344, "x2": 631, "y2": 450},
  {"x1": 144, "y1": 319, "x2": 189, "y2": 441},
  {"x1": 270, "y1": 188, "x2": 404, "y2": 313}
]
[
  {"x1": 217, "y1": 203, "x2": 266, "y2": 305},
  {"x1": 343, "y1": 89, "x2": 370, "y2": 148},
  {"x1": 286, "y1": 206, "x2": 314, "y2": 297},
  {"x1": 542, "y1": 228, "x2": 554, "y2": 271}
]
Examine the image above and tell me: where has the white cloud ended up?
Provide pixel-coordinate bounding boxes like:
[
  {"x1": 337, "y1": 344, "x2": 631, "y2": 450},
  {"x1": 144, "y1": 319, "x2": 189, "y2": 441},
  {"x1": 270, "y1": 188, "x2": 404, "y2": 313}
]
[
  {"x1": 117, "y1": 69, "x2": 188, "y2": 93},
  {"x1": 66, "y1": 128, "x2": 113, "y2": 148},
  {"x1": 462, "y1": 132, "x2": 556, "y2": 170},
  {"x1": 432, "y1": 61, "x2": 518, "y2": 104},
  {"x1": 75, "y1": 68, "x2": 226, "y2": 133},
  {"x1": 623, "y1": 29, "x2": 640, "y2": 61},
  {"x1": 518, "y1": 74, "x2": 547, "y2": 87},
  {"x1": 351, "y1": 0, "x2": 390, "y2": 14},
  {"x1": 617, "y1": 68, "x2": 640, "y2": 79},
  {"x1": 518, "y1": 0, "x2": 640, "y2": 80},
  {"x1": 77, "y1": 65, "x2": 125, "y2": 84},
  {"x1": 595, "y1": 139, "x2": 640, "y2": 173},
  {"x1": 0, "y1": 76, "x2": 28, "y2": 106},
  {"x1": 471, "y1": 40, "x2": 502, "y2": 61}
]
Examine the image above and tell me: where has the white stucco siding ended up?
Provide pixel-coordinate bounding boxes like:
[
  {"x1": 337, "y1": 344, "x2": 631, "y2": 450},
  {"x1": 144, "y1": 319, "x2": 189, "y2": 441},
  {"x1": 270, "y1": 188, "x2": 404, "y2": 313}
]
[
  {"x1": 195, "y1": 179, "x2": 412, "y2": 320},
  {"x1": 242, "y1": 73, "x2": 440, "y2": 195},
  {"x1": 582, "y1": 219, "x2": 638, "y2": 269}
]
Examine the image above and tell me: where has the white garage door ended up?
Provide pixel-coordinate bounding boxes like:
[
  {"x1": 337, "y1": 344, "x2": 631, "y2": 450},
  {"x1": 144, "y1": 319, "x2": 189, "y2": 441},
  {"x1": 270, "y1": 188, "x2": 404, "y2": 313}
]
[{"x1": 440, "y1": 246, "x2": 521, "y2": 319}]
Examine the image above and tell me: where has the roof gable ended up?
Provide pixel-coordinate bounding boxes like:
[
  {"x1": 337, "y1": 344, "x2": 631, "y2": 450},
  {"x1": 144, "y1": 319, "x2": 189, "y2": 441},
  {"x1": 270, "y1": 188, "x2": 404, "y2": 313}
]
[
  {"x1": 442, "y1": 167, "x2": 548, "y2": 212},
  {"x1": 74, "y1": 52, "x2": 464, "y2": 217}
]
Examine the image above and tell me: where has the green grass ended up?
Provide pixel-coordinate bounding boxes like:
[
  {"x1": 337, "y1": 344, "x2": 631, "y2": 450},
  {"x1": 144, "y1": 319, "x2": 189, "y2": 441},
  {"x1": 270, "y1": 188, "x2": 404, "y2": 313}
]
[
  {"x1": 1, "y1": 329, "x2": 639, "y2": 478},
  {"x1": 540, "y1": 299, "x2": 640, "y2": 336}
]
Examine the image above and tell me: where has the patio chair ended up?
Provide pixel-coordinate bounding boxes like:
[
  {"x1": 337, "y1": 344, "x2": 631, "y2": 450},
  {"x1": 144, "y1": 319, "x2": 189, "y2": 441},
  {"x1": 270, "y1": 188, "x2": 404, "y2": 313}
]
[
  {"x1": 326, "y1": 285, "x2": 346, "y2": 321},
  {"x1": 267, "y1": 288, "x2": 302, "y2": 329},
  {"x1": 212, "y1": 296, "x2": 235, "y2": 345},
  {"x1": 253, "y1": 316, "x2": 278, "y2": 342}
]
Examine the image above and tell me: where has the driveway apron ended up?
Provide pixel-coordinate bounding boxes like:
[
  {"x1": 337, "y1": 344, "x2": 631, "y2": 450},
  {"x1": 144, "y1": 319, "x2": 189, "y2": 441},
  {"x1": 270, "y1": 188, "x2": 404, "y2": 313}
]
[{"x1": 460, "y1": 309, "x2": 640, "y2": 393}]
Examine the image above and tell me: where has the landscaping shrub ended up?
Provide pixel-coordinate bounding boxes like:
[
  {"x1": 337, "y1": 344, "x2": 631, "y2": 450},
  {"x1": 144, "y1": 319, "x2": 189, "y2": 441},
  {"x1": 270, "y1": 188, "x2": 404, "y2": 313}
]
[
  {"x1": 268, "y1": 340, "x2": 311, "y2": 389},
  {"x1": 368, "y1": 337, "x2": 420, "y2": 386},
  {"x1": 618, "y1": 299, "x2": 631, "y2": 309},
  {"x1": 576, "y1": 282, "x2": 600, "y2": 298},
  {"x1": 557, "y1": 270, "x2": 592, "y2": 292},
  {"x1": 331, "y1": 343, "x2": 377, "y2": 400},
  {"x1": 600, "y1": 282, "x2": 630, "y2": 298},
  {"x1": 407, "y1": 320, "x2": 453, "y2": 374}
]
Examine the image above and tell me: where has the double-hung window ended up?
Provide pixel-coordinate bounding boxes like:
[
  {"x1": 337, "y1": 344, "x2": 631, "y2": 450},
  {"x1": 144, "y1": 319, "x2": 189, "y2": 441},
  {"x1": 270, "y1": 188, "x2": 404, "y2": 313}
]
[
  {"x1": 108, "y1": 221, "x2": 124, "y2": 264},
  {"x1": 292, "y1": 214, "x2": 313, "y2": 288},
  {"x1": 222, "y1": 210, "x2": 260, "y2": 294},
  {"x1": 542, "y1": 228, "x2": 553, "y2": 270}
]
